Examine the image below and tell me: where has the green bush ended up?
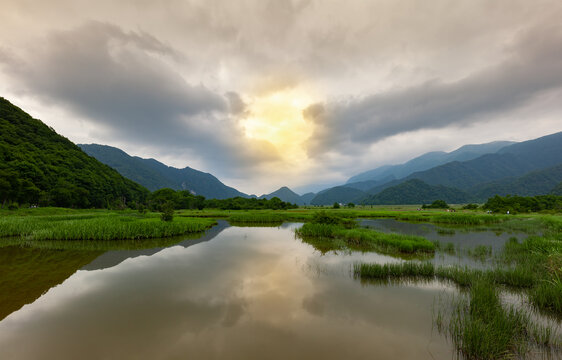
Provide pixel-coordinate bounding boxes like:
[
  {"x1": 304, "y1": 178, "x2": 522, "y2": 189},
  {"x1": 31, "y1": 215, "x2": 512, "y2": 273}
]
[{"x1": 160, "y1": 201, "x2": 174, "y2": 222}]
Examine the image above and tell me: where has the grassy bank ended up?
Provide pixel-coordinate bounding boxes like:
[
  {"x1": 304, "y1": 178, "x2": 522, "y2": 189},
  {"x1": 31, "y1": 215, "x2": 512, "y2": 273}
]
[{"x1": 0, "y1": 212, "x2": 215, "y2": 241}]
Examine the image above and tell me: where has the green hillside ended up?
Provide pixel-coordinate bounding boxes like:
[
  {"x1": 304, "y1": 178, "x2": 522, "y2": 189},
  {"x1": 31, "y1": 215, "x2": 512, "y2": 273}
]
[
  {"x1": 471, "y1": 164, "x2": 562, "y2": 200},
  {"x1": 404, "y1": 132, "x2": 562, "y2": 190},
  {"x1": 80, "y1": 144, "x2": 247, "y2": 199},
  {"x1": 259, "y1": 186, "x2": 304, "y2": 205},
  {"x1": 0, "y1": 98, "x2": 148, "y2": 208},
  {"x1": 551, "y1": 182, "x2": 562, "y2": 196},
  {"x1": 310, "y1": 186, "x2": 366, "y2": 205},
  {"x1": 361, "y1": 179, "x2": 469, "y2": 205}
]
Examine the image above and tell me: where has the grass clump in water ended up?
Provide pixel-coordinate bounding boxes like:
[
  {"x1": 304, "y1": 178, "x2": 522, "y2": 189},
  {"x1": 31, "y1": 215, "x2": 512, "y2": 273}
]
[
  {"x1": 354, "y1": 262, "x2": 434, "y2": 279},
  {"x1": 441, "y1": 281, "x2": 557, "y2": 359},
  {"x1": 466, "y1": 245, "x2": 492, "y2": 261},
  {"x1": 296, "y1": 211, "x2": 435, "y2": 254}
]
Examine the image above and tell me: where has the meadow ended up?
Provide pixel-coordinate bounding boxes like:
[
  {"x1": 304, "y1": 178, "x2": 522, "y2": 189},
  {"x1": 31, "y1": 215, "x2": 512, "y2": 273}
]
[{"x1": 0, "y1": 208, "x2": 215, "y2": 241}]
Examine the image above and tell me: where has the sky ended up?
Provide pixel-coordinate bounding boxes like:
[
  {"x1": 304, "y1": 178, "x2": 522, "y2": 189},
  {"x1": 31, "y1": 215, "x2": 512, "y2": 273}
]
[{"x1": 1, "y1": 0, "x2": 561, "y2": 195}]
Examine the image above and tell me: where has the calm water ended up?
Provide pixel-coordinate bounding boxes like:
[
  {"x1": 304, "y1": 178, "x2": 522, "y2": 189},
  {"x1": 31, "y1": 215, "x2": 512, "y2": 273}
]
[
  {"x1": 361, "y1": 218, "x2": 528, "y2": 267},
  {"x1": 0, "y1": 222, "x2": 456, "y2": 360}
]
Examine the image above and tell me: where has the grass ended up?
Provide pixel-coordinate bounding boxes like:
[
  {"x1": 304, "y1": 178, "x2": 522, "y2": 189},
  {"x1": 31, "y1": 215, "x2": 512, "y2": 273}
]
[
  {"x1": 466, "y1": 245, "x2": 492, "y2": 261},
  {"x1": 442, "y1": 280, "x2": 556, "y2": 359},
  {"x1": 354, "y1": 210, "x2": 562, "y2": 359},
  {"x1": 228, "y1": 213, "x2": 285, "y2": 225},
  {"x1": 355, "y1": 262, "x2": 560, "y2": 358},
  {"x1": 0, "y1": 212, "x2": 215, "y2": 241},
  {"x1": 296, "y1": 223, "x2": 435, "y2": 254}
]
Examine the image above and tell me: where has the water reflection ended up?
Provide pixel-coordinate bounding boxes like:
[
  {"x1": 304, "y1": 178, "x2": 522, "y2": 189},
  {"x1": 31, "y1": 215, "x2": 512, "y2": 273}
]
[
  {"x1": 83, "y1": 220, "x2": 230, "y2": 271},
  {"x1": 360, "y1": 218, "x2": 529, "y2": 268},
  {"x1": 0, "y1": 224, "x2": 453, "y2": 360}
]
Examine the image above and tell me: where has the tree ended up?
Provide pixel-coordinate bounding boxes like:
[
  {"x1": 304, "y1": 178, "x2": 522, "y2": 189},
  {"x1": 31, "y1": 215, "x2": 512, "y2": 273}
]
[
  {"x1": 422, "y1": 200, "x2": 449, "y2": 209},
  {"x1": 333, "y1": 202, "x2": 340, "y2": 209}
]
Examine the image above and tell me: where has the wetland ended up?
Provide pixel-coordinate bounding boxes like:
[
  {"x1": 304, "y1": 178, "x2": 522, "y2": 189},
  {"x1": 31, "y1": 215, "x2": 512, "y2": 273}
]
[{"x1": 0, "y1": 208, "x2": 560, "y2": 359}]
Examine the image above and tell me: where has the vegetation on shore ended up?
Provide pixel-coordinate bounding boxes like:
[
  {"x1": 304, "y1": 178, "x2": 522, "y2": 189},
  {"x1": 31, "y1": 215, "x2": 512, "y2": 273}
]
[{"x1": 0, "y1": 211, "x2": 215, "y2": 241}]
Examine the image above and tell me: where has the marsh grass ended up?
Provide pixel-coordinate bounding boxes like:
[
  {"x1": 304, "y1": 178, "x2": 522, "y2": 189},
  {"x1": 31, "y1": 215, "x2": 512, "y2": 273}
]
[
  {"x1": 466, "y1": 245, "x2": 492, "y2": 261},
  {"x1": 440, "y1": 281, "x2": 560, "y2": 359},
  {"x1": 436, "y1": 228, "x2": 456, "y2": 236},
  {"x1": 6, "y1": 232, "x2": 206, "y2": 251},
  {"x1": 296, "y1": 223, "x2": 435, "y2": 254},
  {"x1": 355, "y1": 260, "x2": 560, "y2": 358},
  {"x1": 0, "y1": 214, "x2": 215, "y2": 241},
  {"x1": 228, "y1": 213, "x2": 285, "y2": 224}
]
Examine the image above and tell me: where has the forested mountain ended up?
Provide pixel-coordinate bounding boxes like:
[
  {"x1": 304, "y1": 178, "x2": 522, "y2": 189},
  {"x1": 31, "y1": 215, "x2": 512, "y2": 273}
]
[
  {"x1": 402, "y1": 132, "x2": 562, "y2": 190},
  {"x1": 310, "y1": 186, "x2": 366, "y2": 205},
  {"x1": 360, "y1": 179, "x2": 469, "y2": 205},
  {"x1": 313, "y1": 132, "x2": 561, "y2": 205},
  {"x1": 348, "y1": 141, "x2": 514, "y2": 184},
  {"x1": 471, "y1": 164, "x2": 562, "y2": 200},
  {"x1": 0, "y1": 98, "x2": 148, "y2": 208},
  {"x1": 551, "y1": 182, "x2": 562, "y2": 196},
  {"x1": 300, "y1": 192, "x2": 316, "y2": 205},
  {"x1": 79, "y1": 144, "x2": 247, "y2": 199},
  {"x1": 258, "y1": 186, "x2": 303, "y2": 205}
]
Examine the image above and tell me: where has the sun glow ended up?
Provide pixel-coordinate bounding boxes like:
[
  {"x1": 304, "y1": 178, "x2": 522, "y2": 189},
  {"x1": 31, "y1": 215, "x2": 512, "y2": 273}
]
[{"x1": 243, "y1": 89, "x2": 315, "y2": 163}]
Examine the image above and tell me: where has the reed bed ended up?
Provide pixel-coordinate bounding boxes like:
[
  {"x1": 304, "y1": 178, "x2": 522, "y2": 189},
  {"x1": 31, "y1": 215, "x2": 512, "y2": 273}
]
[
  {"x1": 228, "y1": 213, "x2": 285, "y2": 224},
  {"x1": 441, "y1": 281, "x2": 558, "y2": 359},
  {"x1": 296, "y1": 223, "x2": 435, "y2": 254},
  {"x1": 0, "y1": 214, "x2": 215, "y2": 241}
]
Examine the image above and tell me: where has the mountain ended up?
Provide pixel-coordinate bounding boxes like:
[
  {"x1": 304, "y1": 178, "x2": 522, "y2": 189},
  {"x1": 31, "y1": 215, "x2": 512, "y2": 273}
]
[
  {"x1": 259, "y1": 186, "x2": 303, "y2": 205},
  {"x1": 471, "y1": 164, "x2": 562, "y2": 200},
  {"x1": 361, "y1": 179, "x2": 469, "y2": 205},
  {"x1": 310, "y1": 186, "x2": 366, "y2": 205},
  {"x1": 403, "y1": 132, "x2": 562, "y2": 190},
  {"x1": 551, "y1": 182, "x2": 562, "y2": 196},
  {"x1": 0, "y1": 98, "x2": 148, "y2": 208},
  {"x1": 348, "y1": 141, "x2": 515, "y2": 184},
  {"x1": 300, "y1": 192, "x2": 316, "y2": 205},
  {"x1": 344, "y1": 175, "x2": 396, "y2": 191},
  {"x1": 79, "y1": 144, "x2": 247, "y2": 199}
]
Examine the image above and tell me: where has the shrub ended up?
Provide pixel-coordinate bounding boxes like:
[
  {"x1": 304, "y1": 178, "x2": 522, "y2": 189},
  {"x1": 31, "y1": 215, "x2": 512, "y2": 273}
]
[{"x1": 160, "y1": 201, "x2": 174, "y2": 222}]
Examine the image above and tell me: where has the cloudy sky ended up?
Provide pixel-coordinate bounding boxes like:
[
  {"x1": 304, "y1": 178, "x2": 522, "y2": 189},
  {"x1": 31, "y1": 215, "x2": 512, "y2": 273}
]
[{"x1": 1, "y1": 0, "x2": 561, "y2": 195}]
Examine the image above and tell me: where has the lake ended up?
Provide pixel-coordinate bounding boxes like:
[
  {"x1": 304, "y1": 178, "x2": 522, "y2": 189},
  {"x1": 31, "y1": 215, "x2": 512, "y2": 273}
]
[{"x1": 0, "y1": 220, "x2": 552, "y2": 359}]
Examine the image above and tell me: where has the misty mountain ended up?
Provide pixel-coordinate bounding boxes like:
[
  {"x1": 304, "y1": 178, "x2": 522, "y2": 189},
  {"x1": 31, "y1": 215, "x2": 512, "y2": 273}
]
[
  {"x1": 402, "y1": 132, "x2": 562, "y2": 190},
  {"x1": 300, "y1": 192, "x2": 316, "y2": 205},
  {"x1": 551, "y1": 182, "x2": 562, "y2": 196},
  {"x1": 79, "y1": 144, "x2": 247, "y2": 200},
  {"x1": 313, "y1": 132, "x2": 561, "y2": 205},
  {"x1": 361, "y1": 179, "x2": 469, "y2": 205},
  {"x1": 310, "y1": 186, "x2": 366, "y2": 205},
  {"x1": 348, "y1": 141, "x2": 515, "y2": 184},
  {"x1": 258, "y1": 186, "x2": 304, "y2": 205},
  {"x1": 470, "y1": 164, "x2": 562, "y2": 200}
]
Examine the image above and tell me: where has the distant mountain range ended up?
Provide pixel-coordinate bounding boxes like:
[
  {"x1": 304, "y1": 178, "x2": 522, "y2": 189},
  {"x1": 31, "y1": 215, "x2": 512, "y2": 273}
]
[
  {"x1": 79, "y1": 130, "x2": 562, "y2": 205},
  {"x1": 311, "y1": 132, "x2": 562, "y2": 205},
  {"x1": 347, "y1": 141, "x2": 515, "y2": 184},
  {"x1": 79, "y1": 144, "x2": 248, "y2": 200}
]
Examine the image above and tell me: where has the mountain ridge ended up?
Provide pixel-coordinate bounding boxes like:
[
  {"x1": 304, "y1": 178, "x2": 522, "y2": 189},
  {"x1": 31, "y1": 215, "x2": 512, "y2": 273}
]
[{"x1": 79, "y1": 144, "x2": 248, "y2": 200}]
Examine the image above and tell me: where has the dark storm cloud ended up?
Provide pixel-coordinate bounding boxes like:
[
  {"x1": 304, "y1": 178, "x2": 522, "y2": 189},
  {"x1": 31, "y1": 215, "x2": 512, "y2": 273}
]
[
  {"x1": 305, "y1": 23, "x2": 562, "y2": 155},
  {"x1": 0, "y1": 22, "x2": 280, "y2": 175}
]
